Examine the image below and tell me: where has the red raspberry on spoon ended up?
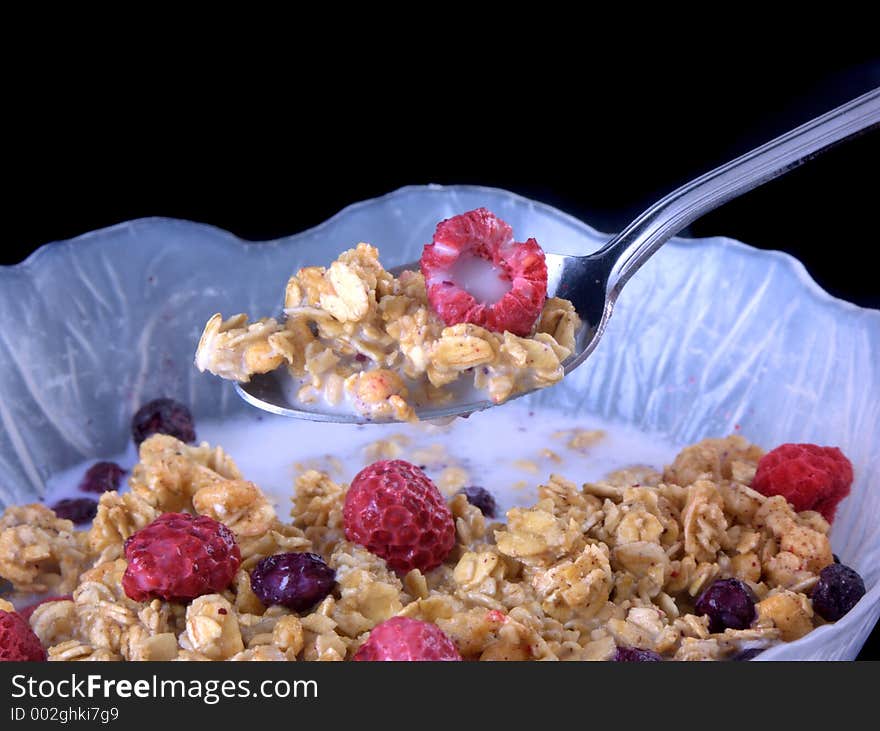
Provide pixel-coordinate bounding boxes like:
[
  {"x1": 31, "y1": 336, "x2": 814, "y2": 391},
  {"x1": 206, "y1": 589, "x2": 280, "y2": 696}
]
[{"x1": 420, "y1": 208, "x2": 548, "y2": 336}]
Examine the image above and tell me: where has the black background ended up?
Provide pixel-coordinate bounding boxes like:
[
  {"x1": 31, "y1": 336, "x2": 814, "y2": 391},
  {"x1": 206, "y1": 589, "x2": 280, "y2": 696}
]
[
  {"x1": 3, "y1": 57, "x2": 878, "y2": 658},
  {"x1": 4, "y1": 60, "x2": 879, "y2": 310}
]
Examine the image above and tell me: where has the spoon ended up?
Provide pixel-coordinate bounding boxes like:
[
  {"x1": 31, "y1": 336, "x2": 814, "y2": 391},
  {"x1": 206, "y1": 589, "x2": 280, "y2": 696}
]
[{"x1": 237, "y1": 88, "x2": 880, "y2": 423}]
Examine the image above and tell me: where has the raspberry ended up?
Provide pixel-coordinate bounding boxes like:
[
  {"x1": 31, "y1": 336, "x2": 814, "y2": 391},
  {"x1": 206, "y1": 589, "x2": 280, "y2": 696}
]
[
  {"x1": 250, "y1": 553, "x2": 336, "y2": 612},
  {"x1": 420, "y1": 208, "x2": 548, "y2": 336},
  {"x1": 131, "y1": 398, "x2": 196, "y2": 447},
  {"x1": 458, "y1": 486, "x2": 497, "y2": 518},
  {"x1": 78, "y1": 461, "x2": 127, "y2": 494},
  {"x1": 613, "y1": 646, "x2": 663, "y2": 662},
  {"x1": 353, "y1": 617, "x2": 461, "y2": 661},
  {"x1": 343, "y1": 460, "x2": 455, "y2": 573},
  {"x1": 694, "y1": 578, "x2": 757, "y2": 633},
  {"x1": 0, "y1": 610, "x2": 46, "y2": 661},
  {"x1": 811, "y1": 563, "x2": 866, "y2": 622},
  {"x1": 18, "y1": 596, "x2": 72, "y2": 623},
  {"x1": 122, "y1": 513, "x2": 240, "y2": 603},
  {"x1": 51, "y1": 497, "x2": 98, "y2": 524},
  {"x1": 752, "y1": 443, "x2": 853, "y2": 522}
]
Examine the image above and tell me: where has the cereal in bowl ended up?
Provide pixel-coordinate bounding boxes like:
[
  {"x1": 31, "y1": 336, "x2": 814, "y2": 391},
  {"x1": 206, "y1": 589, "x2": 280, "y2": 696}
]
[{"x1": 0, "y1": 430, "x2": 864, "y2": 662}]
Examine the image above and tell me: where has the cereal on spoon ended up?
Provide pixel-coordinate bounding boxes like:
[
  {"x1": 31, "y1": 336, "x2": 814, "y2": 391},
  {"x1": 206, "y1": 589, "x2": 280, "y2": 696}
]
[{"x1": 195, "y1": 208, "x2": 581, "y2": 421}]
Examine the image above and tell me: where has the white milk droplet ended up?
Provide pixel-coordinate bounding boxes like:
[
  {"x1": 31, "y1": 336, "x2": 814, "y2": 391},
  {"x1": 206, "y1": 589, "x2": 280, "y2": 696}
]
[{"x1": 450, "y1": 256, "x2": 511, "y2": 304}]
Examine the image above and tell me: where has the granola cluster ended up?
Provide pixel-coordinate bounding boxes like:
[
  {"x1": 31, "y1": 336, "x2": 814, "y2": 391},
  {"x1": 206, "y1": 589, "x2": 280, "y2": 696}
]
[
  {"x1": 0, "y1": 433, "x2": 840, "y2": 661},
  {"x1": 194, "y1": 244, "x2": 581, "y2": 421}
]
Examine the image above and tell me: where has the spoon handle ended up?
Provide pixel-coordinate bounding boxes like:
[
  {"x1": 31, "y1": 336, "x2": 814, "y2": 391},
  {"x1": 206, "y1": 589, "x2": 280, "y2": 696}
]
[{"x1": 596, "y1": 87, "x2": 880, "y2": 301}]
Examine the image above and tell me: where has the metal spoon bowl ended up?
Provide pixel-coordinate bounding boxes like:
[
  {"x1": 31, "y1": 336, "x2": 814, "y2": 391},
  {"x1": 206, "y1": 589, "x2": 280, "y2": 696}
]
[{"x1": 237, "y1": 88, "x2": 880, "y2": 423}]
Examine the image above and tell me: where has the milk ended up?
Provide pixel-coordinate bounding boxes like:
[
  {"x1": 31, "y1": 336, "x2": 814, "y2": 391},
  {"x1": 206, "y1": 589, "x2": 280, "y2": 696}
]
[
  {"x1": 450, "y1": 255, "x2": 511, "y2": 304},
  {"x1": 41, "y1": 403, "x2": 683, "y2": 520}
]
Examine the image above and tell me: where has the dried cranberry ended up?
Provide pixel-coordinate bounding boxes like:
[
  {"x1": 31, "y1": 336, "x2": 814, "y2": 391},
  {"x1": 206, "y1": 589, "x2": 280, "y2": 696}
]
[
  {"x1": 695, "y1": 578, "x2": 757, "y2": 633},
  {"x1": 730, "y1": 648, "x2": 764, "y2": 661},
  {"x1": 131, "y1": 398, "x2": 196, "y2": 447},
  {"x1": 51, "y1": 498, "x2": 98, "y2": 524},
  {"x1": 458, "y1": 486, "x2": 497, "y2": 519},
  {"x1": 78, "y1": 461, "x2": 127, "y2": 494},
  {"x1": 250, "y1": 553, "x2": 336, "y2": 612},
  {"x1": 613, "y1": 646, "x2": 663, "y2": 662},
  {"x1": 811, "y1": 563, "x2": 866, "y2": 622}
]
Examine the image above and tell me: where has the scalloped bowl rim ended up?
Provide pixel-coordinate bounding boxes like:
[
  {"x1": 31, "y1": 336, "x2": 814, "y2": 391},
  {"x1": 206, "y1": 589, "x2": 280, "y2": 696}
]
[{"x1": 7, "y1": 183, "x2": 874, "y2": 323}]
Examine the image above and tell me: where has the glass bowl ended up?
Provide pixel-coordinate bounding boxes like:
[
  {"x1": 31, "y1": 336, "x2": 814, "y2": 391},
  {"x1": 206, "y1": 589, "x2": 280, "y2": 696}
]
[{"x1": 1, "y1": 184, "x2": 876, "y2": 660}]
